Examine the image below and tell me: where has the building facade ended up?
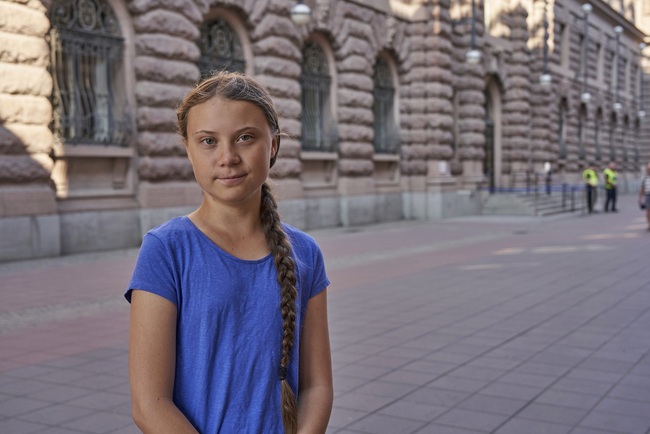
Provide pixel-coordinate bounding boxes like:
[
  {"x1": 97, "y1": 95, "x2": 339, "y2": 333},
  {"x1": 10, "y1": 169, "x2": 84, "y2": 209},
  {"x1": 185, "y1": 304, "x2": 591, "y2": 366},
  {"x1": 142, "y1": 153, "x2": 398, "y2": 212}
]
[{"x1": 1, "y1": 0, "x2": 648, "y2": 261}]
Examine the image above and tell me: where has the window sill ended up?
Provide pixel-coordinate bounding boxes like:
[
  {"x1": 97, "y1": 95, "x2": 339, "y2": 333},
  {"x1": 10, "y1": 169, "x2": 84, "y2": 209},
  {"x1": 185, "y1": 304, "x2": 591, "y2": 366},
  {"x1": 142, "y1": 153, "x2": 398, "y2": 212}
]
[
  {"x1": 300, "y1": 151, "x2": 337, "y2": 161},
  {"x1": 53, "y1": 144, "x2": 134, "y2": 158}
]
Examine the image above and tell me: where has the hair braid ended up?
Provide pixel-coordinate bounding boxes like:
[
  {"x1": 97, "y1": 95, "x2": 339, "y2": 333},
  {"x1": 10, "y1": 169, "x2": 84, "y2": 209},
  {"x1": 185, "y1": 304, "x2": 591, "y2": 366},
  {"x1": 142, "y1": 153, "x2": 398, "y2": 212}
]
[{"x1": 260, "y1": 182, "x2": 298, "y2": 434}]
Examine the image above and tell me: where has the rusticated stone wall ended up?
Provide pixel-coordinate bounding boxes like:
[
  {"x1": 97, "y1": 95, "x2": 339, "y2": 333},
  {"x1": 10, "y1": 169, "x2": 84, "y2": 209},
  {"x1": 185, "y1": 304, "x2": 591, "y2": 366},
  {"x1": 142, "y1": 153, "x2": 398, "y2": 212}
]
[
  {"x1": 0, "y1": 0, "x2": 53, "y2": 189},
  {"x1": 1, "y1": 0, "x2": 649, "y2": 260},
  {"x1": 129, "y1": 0, "x2": 200, "y2": 182},
  {"x1": 501, "y1": 3, "x2": 531, "y2": 171},
  {"x1": 426, "y1": 0, "x2": 454, "y2": 162},
  {"x1": 450, "y1": 1, "x2": 485, "y2": 167}
]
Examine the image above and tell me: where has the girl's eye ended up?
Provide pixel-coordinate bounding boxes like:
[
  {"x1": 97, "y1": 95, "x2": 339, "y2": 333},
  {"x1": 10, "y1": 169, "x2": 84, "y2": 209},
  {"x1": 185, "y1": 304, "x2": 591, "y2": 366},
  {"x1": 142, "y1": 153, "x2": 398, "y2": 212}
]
[
  {"x1": 201, "y1": 138, "x2": 215, "y2": 146},
  {"x1": 237, "y1": 134, "x2": 253, "y2": 143}
]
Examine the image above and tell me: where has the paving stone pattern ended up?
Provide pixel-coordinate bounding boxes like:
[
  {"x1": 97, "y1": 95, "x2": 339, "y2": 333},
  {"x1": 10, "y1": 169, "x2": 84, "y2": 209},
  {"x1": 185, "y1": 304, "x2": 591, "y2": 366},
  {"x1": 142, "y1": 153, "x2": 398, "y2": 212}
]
[{"x1": 1, "y1": 195, "x2": 649, "y2": 433}]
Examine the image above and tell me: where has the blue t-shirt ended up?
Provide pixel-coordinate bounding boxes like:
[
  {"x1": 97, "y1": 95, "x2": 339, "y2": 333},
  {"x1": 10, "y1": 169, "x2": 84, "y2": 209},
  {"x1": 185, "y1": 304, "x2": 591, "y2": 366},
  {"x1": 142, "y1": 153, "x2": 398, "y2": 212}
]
[{"x1": 125, "y1": 216, "x2": 329, "y2": 433}]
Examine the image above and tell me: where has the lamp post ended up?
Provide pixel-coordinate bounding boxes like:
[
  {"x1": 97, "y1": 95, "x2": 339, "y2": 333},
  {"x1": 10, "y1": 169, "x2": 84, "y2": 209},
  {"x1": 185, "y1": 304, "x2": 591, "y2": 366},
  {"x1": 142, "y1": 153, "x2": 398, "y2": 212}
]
[
  {"x1": 637, "y1": 42, "x2": 646, "y2": 119},
  {"x1": 290, "y1": 0, "x2": 311, "y2": 25},
  {"x1": 539, "y1": 0, "x2": 552, "y2": 86},
  {"x1": 466, "y1": 0, "x2": 481, "y2": 64},
  {"x1": 580, "y1": 3, "x2": 592, "y2": 103},
  {"x1": 613, "y1": 25, "x2": 623, "y2": 112}
]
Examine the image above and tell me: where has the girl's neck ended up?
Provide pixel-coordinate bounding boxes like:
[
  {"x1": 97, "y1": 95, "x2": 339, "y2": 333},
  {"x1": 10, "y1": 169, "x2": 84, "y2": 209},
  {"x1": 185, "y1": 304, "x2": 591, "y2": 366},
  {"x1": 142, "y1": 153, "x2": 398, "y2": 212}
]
[{"x1": 190, "y1": 199, "x2": 269, "y2": 260}]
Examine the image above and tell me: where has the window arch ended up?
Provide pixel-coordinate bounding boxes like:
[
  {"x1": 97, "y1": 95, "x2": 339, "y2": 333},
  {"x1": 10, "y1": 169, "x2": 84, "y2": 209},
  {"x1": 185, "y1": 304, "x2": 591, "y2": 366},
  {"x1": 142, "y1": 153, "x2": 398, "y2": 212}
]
[
  {"x1": 300, "y1": 40, "x2": 336, "y2": 151},
  {"x1": 49, "y1": 0, "x2": 130, "y2": 146},
  {"x1": 372, "y1": 56, "x2": 399, "y2": 154},
  {"x1": 198, "y1": 18, "x2": 245, "y2": 78}
]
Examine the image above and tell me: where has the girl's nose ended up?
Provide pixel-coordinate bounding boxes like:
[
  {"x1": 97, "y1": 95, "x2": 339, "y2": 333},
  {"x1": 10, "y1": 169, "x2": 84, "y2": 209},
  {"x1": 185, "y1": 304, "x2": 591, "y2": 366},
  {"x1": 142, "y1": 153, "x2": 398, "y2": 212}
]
[{"x1": 215, "y1": 143, "x2": 240, "y2": 166}]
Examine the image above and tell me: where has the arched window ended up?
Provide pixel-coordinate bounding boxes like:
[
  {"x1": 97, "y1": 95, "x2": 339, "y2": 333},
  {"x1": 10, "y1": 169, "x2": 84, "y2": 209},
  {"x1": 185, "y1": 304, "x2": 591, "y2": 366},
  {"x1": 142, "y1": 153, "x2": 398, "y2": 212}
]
[
  {"x1": 594, "y1": 108, "x2": 602, "y2": 161},
  {"x1": 372, "y1": 57, "x2": 399, "y2": 154},
  {"x1": 49, "y1": 0, "x2": 130, "y2": 146},
  {"x1": 300, "y1": 41, "x2": 335, "y2": 151},
  {"x1": 558, "y1": 100, "x2": 568, "y2": 159},
  {"x1": 634, "y1": 118, "x2": 641, "y2": 169},
  {"x1": 609, "y1": 112, "x2": 617, "y2": 161},
  {"x1": 198, "y1": 18, "x2": 245, "y2": 79},
  {"x1": 578, "y1": 104, "x2": 587, "y2": 160},
  {"x1": 622, "y1": 116, "x2": 629, "y2": 162}
]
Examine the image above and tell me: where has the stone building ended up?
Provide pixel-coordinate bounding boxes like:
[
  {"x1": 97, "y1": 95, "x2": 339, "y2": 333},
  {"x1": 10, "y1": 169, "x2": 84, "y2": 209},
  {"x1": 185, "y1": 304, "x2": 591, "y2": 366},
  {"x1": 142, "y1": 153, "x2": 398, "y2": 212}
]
[{"x1": 1, "y1": 0, "x2": 648, "y2": 261}]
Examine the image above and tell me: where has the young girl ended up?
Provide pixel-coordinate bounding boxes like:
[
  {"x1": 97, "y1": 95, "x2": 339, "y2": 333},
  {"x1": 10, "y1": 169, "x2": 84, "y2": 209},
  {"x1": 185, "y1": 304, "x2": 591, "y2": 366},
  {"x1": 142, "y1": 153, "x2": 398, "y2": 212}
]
[{"x1": 126, "y1": 72, "x2": 333, "y2": 433}]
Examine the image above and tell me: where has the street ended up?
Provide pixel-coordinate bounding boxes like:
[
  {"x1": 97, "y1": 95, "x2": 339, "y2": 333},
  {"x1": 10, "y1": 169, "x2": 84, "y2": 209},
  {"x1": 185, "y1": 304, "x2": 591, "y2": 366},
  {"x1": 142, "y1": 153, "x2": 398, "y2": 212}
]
[{"x1": 1, "y1": 194, "x2": 649, "y2": 434}]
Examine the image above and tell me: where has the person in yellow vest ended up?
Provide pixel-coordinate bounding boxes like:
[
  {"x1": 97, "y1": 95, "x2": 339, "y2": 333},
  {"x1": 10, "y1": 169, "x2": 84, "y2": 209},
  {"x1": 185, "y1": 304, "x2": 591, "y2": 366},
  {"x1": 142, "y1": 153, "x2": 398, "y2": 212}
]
[
  {"x1": 582, "y1": 164, "x2": 598, "y2": 214},
  {"x1": 603, "y1": 162, "x2": 618, "y2": 212}
]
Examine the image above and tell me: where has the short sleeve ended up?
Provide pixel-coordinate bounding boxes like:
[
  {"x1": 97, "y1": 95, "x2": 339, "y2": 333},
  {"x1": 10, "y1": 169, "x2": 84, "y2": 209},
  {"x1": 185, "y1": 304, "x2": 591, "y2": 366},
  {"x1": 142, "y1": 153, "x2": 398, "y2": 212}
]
[
  {"x1": 309, "y1": 244, "x2": 330, "y2": 299},
  {"x1": 124, "y1": 233, "x2": 179, "y2": 305}
]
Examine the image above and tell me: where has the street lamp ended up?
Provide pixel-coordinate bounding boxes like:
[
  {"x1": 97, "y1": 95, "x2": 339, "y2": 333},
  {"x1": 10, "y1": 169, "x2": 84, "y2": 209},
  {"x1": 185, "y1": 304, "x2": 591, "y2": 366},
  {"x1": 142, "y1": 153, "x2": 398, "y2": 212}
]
[
  {"x1": 466, "y1": 0, "x2": 481, "y2": 64},
  {"x1": 539, "y1": 0, "x2": 552, "y2": 86},
  {"x1": 290, "y1": 0, "x2": 311, "y2": 25},
  {"x1": 613, "y1": 25, "x2": 623, "y2": 112},
  {"x1": 580, "y1": 3, "x2": 592, "y2": 103},
  {"x1": 639, "y1": 42, "x2": 647, "y2": 119}
]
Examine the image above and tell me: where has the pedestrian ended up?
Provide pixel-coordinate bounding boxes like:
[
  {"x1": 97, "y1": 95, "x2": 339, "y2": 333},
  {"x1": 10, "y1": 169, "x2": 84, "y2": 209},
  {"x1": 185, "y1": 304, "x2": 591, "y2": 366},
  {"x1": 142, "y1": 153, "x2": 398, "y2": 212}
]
[
  {"x1": 582, "y1": 163, "x2": 598, "y2": 214},
  {"x1": 639, "y1": 162, "x2": 650, "y2": 231},
  {"x1": 603, "y1": 161, "x2": 618, "y2": 212},
  {"x1": 126, "y1": 72, "x2": 333, "y2": 434}
]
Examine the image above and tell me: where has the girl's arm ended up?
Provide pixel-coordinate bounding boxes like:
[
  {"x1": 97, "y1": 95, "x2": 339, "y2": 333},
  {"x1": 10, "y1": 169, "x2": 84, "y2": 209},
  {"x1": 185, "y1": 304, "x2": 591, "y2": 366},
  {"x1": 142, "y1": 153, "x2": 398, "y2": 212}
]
[
  {"x1": 129, "y1": 290, "x2": 199, "y2": 433},
  {"x1": 297, "y1": 289, "x2": 334, "y2": 434}
]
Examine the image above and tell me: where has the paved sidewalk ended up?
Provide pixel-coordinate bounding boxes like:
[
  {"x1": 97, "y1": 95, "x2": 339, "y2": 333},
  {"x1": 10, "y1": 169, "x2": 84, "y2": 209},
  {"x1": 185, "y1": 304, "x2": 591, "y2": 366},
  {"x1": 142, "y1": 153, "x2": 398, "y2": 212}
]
[{"x1": 1, "y1": 194, "x2": 649, "y2": 433}]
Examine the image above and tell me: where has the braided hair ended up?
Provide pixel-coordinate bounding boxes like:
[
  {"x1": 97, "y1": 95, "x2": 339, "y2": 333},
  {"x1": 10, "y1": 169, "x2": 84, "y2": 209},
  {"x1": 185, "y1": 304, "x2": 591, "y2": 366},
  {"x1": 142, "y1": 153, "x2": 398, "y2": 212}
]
[{"x1": 176, "y1": 72, "x2": 298, "y2": 433}]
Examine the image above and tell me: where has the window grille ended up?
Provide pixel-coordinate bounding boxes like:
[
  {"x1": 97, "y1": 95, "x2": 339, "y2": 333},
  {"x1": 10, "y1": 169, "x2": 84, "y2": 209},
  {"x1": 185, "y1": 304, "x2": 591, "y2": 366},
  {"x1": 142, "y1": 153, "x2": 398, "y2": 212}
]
[
  {"x1": 372, "y1": 58, "x2": 400, "y2": 154},
  {"x1": 300, "y1": 42, "x2": 336, "y2": 151},
  {"x1": 49, "y1": 0, "x2": 130, "y2": 146},
  {"x1": 198, "y1": 19, "x2": 245, "y2": 79}
]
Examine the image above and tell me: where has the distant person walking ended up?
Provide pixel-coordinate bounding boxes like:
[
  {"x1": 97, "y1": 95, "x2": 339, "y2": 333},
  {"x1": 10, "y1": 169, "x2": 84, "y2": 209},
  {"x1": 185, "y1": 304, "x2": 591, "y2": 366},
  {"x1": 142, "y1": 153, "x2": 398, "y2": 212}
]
[
  {"x1": 582, "y1": 164, "x2": 598, "y2": 214},
  {"x1": 639, "y1": 162, "x2": 650, "y2": 231},
  {"x1": 603, "y1": 162, "x2": 618, "y2": 212}
]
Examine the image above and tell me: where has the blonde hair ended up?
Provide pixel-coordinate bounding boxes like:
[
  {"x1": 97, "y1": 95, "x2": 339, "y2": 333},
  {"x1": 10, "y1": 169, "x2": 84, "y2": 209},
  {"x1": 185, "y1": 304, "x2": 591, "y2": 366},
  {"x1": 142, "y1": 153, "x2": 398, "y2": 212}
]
[{"x1": 176, "y1": 72, "x2": 297, "y2": 433}]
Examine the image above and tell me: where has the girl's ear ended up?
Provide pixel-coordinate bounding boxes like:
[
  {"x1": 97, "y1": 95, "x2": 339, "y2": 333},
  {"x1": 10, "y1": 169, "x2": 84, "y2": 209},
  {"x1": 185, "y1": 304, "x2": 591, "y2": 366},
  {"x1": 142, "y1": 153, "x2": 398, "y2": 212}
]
[{"x1": 270, "y1": 136, "x2": 279, "y2": 166}]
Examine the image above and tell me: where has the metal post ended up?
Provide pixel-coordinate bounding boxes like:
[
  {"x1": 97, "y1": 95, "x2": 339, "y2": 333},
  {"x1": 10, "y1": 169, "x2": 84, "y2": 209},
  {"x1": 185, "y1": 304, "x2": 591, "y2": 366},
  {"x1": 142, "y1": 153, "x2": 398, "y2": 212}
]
[
  {"x1": 640, "y1": 43, "x2": 646, "y2": 118},
  {"x1": 583, "y1": 5, "x2": 590, "y2": 95},
  {"x1": 471, "y1": 0, "x2": 476, "y2": 50},
  {"x1": 543, "y1": 0, "x2": 548, "y2": 74},
  {"x1": 614, "y1": 26, "x2": 623, "y2": 111}
]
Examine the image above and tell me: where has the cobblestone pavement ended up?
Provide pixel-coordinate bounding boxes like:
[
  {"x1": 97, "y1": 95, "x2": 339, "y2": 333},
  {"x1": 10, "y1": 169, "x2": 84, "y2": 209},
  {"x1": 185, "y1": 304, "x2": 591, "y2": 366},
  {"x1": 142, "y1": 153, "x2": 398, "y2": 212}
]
[{"x1": 1, "y1": 194, "x2": 649, "y2": 434}]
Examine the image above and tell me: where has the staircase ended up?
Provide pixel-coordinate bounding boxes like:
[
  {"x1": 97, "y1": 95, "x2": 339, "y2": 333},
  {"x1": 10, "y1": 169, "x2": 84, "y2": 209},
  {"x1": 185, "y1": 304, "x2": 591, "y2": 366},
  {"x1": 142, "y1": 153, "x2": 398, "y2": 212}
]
[{"x1": 481, "y1": 189, "x2": 584, "y2": 217}]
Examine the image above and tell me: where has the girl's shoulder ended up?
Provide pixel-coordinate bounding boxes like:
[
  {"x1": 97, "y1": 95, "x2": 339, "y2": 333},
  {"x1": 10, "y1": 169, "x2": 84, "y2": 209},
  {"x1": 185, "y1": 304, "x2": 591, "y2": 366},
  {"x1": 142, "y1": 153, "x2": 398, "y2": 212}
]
[
  {"x1": 282, "y1": 223, "x2": 322, "y2": 254},
  {"x1": 146, "y1": 216, "x2": 193, "y2": 239}
]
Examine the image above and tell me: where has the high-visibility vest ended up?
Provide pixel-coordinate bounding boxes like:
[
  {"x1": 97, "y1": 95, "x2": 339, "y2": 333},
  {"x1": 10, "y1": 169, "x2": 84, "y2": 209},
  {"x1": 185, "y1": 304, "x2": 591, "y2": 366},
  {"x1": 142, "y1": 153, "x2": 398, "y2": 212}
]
[
  {"x1": 582, "y1": 169, "x2": 598, "y2": 187},
  {"x1": 603, "y1": 168, "x2": 617, "y2": 189}
]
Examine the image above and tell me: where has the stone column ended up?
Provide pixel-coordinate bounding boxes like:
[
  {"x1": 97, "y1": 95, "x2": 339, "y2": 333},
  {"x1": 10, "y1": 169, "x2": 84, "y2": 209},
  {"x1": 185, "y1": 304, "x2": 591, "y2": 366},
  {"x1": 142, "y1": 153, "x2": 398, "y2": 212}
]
[
  {"x1": 129, "y1": 0, "x2": 203, "y2": 218},
  {"x1": 450, "y1": 0, "x2": 485, "y2": 185},
  {"x1": 0, "y1": 0, "x2": 59, "y2": 260},
  {"x1": 250, "y1": 1, "x2": 303, "y2": 200},
  {"x1": 529, "y1": 0, "x2": 553, "y2": 173},
  {"x1": 501, "y1": 3, "x2": 532, "y2": 177}
]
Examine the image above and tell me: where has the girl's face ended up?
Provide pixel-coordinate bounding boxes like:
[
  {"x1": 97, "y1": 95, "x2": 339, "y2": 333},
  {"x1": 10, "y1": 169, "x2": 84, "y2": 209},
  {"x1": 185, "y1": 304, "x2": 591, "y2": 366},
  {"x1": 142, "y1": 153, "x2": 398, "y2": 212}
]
[{"x1": 184, "y1": 96, "x2": 278, "y2": 209}]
